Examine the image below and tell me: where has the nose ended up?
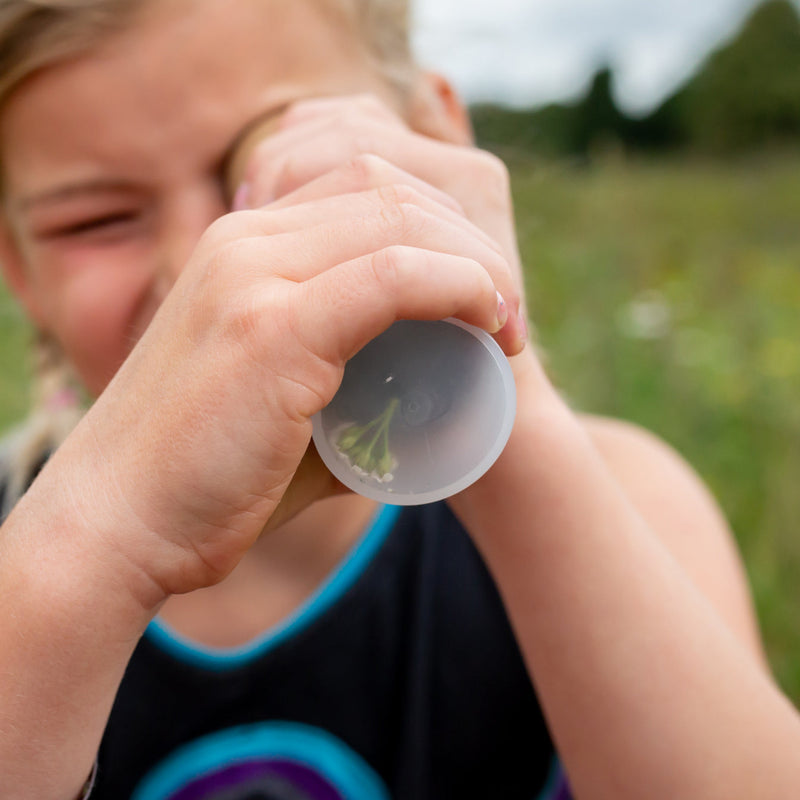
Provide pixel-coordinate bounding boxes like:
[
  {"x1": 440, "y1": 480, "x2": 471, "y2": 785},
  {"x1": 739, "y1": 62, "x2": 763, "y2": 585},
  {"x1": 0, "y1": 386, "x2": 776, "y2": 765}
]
[{"x1": 153, "y1": 183, "x2": 228, "y2": 298}]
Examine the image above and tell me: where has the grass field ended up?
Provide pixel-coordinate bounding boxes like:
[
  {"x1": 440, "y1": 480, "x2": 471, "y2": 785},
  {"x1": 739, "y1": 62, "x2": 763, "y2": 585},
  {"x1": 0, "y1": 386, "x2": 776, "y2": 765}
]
[
  {"x1": 1, "y1": 151, "x2": 799, "y2": 702},
  {"x1": 508, "y1": 149, "x2": 800, "y2": 702},
  {"x1": 0, "y1": 280, "x2": 32, "y2": 431}
]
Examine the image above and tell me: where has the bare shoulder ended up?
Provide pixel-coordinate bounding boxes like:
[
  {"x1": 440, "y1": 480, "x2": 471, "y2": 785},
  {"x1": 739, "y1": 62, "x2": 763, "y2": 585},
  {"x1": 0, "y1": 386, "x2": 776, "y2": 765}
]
[
  {"x1": 579, "y1": 413, "x2": 725, "y2": 530},
  {"x1": 579, "y1": 413, "x2": 767, "y2": 662}
]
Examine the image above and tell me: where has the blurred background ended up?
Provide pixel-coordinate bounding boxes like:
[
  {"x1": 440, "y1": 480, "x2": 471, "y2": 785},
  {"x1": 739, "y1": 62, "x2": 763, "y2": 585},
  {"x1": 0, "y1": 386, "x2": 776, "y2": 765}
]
[
  {"x1": 412, "y1": 0, "x2": 800, "y2": 702},
  {"x1": 1, "y1": 0, "x2": 799, "y2": 700}
]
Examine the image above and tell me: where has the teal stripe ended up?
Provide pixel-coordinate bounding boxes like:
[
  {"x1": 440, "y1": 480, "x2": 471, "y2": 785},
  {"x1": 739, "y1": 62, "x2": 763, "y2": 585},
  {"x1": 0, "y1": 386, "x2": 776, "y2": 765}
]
[
  {"x1": 534, "y1": 754, "x2": 568, "y2": 800},
  {"x1": 131, "y1": 721, "x2": 391, "y2": 800},
  {"x1": 145, "y1": 504, "x2": 401, "y2": 671}
]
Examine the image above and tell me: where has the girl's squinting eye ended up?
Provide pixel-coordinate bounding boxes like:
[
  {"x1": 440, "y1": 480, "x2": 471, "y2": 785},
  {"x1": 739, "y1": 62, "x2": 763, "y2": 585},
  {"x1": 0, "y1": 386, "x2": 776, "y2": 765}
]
[{"x1": 35, "y1": 209, "x2": 146, "y2": 243}]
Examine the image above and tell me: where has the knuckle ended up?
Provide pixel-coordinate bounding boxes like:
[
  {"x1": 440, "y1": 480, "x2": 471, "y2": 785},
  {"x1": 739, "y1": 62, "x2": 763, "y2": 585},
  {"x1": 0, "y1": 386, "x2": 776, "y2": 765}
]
[
  {"x1": 476, "y1": 148, "x2": 510, "y2": 180},
  {"x1": 461, "y1": 255, "x2": 496, "y2": 303},
  {"x1": 335, "y1": 94, "x2": 388, "y2": 124},
  {"x1": 354, "y1": 92, "x2": 384, "y2": 112},
  {"x1": 196, "y1": 213, "x2": 238, "y2": 252},
  {"x1": 375, "y1": 181, "x2": 422, "y2": 212},
  {"x1": 211, "y1": 279, "x2": 286, "y2": 355},
  {"x1": 224, "y1": 294, "x2": 264, "y2": 348},
  {"x1": 345, "y1": 153, "x2": 389, "y2": 189},
  {"x1": 482, "y1": 245, "x2": 511, "y2": 278},
  {"x1": 369, "y1": 245, "x2": 408, "y2": 292},
  {"x1": 474, "y1": 150, "x2": 511, "y2": 201},
  {"x1": 351, "y1": 128, "x2": 380, "y2": 156},
  {"x1": 271, "y1": 154, "x2": 305, "y2": 198},
  {"x1": 356, "y1": 93, "x2": 402, "y2": 124},
  {"x1": 377, "y1": 198, "x2": 428, "y2": 240},
  {"x1": 214, "y1": 235, "x2": 251, "y2": 266},
  {"x1": 337, "y1": 117, "x2": 383, "y2": 155},
  {"x1": 201, "y1": 239, "x2": 249, "y2": 297},
  {"x1": 326, "y1": 109, "x2": 359, "y2": 136}
]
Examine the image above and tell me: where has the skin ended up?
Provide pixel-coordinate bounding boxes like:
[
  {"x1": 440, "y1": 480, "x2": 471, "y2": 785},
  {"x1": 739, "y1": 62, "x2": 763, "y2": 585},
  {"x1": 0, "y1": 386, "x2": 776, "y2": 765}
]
[{"x1": 1, "y1": 1, "x2": 800, "y2": 799}]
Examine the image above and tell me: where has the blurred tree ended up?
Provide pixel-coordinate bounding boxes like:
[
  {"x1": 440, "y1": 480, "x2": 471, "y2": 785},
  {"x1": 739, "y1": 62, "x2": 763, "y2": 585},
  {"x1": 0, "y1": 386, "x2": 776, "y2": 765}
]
[
  {"x1": 572, "y1": 67, "x2": 628, "y2": 154},
  {"x1": 666, "y1": 0, "x2": 800, "y2": 152},
  {"x1": 470, "y1": 0, "x2": 800, "y2": 158},
  {"x1": 469, "y1": 103, "x2": 546, "y2": 153},
  {"x1": 471, "y1": 68, "x2": 637, "y2": 160}
]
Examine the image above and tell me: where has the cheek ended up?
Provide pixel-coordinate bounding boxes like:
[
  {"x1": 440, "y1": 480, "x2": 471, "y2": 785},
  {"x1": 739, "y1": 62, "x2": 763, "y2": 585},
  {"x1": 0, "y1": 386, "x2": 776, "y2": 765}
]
[{"x1": 43, "y1": 259, "x2": 155, "y2": 396}]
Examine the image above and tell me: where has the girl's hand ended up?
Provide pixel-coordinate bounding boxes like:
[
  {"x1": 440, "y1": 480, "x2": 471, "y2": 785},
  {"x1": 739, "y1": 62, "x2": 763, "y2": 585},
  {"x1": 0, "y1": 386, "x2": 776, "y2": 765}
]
[
  {"x1": 223, "y1": 92, "x2": 548, "y2": 529},
  {"x1": 230, "y1": 93, "x2": 529, "y2": 351},
  {"x1": 41, "y1": 176, "x2": 517, "y2": 607}
]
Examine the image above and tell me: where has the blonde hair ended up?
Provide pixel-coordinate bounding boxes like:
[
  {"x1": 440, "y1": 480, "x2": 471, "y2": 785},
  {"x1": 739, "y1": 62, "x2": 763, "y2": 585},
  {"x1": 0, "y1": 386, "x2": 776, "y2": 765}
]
[
  {"x1": 0, "y1": 0, "x2": 417, "y2": 511},
  {"x1": 0, "y1": 0, "x2": 417, "y2": 107},
  {"x1": 329, "y1": 0, "x2": 418, "y2": 95},
  {"x1": 0, "y1": 1, "x2": 139, "y2": 108},
  {"x1": 0, "y1": 332, "x2": 85, "y2": 518}
]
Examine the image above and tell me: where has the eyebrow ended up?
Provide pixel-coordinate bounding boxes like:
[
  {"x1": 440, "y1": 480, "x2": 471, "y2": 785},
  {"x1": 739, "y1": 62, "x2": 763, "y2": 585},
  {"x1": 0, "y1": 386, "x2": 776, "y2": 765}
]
[{"x1": 15, "y1": 100, "x2": 301, "y2": 216}]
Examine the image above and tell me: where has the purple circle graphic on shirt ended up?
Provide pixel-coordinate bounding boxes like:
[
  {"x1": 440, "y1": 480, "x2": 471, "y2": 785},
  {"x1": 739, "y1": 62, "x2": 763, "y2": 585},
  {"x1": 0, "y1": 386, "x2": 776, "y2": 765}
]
[
  {"x1": 168, "y1": 757, "x2": 343, "y2": 800},
  {"x1": 546, "y1": 761, "x2": 573, "y2": 800},
  {"x1": 131, "y1": 723, "x2": 390, "y2": 800}
]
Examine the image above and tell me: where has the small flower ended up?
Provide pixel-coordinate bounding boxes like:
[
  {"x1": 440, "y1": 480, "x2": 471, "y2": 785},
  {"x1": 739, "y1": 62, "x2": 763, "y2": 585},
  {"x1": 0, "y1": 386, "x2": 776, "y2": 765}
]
[
  {"x1": 618, "y1": 290, "x2": 672, "y2": 340},
  {"x1": 335, "y1": 397, "x2": 400, "y2": 482}
]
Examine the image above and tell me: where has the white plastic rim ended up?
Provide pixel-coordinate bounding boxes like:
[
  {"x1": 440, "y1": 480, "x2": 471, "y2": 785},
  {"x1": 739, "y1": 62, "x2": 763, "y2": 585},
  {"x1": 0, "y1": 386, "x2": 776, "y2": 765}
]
[{"x1": 312, "y1": 319, "x2": 517, "y2": 505}]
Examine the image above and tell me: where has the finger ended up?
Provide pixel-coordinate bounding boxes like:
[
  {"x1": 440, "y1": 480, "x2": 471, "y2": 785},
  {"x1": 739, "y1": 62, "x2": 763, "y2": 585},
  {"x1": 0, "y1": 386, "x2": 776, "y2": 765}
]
[
  {"x1": 244, "y1": 116, "x2": 407, "y2": 206},
  {"x1": 238, "y1": 121, "x2": 524, "y2": 309},
  {"x1": 230, "y1": 92, "x2": 406, "y2": 203},
  {"x1": 208, "y1": 184, "x2": 503, "y2": 273},
  {"x1": 226, "y1": 101, "x2": 523, "y2": 308},
  {"x1": 208, "y1": 196, "x2": 522, "y2": 356},
  {"x1": 266, "y1": 155, "x2": 465, "y2": 218},
  {"x1": 236, "y1": 93, "x2": 404, "y2": 197},
  {"x1": 277, "y1": 93, "x2": 405, "y2": 130},
  {"x1": 212, "y1": 203, "x2": 512, "y2": 302},
  {"x1": 241, "y1": 116, "x2": 480, "y2": 211},
  {"x1": 243, "y1": 93, "x2": 406, "y2": 195},
  {"x1": 291, "y1": 246, "x2": 504, "y2": 364},
  {"x1": 233, "y1": 110, "x2": 376, "y2": 206}
]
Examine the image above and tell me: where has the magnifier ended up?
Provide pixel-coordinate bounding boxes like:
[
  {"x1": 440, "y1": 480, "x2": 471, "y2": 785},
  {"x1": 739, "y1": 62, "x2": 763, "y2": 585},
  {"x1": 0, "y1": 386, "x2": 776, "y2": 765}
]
[{"x1": 312, "y1": 319, "x2": 516, "y2": 505}]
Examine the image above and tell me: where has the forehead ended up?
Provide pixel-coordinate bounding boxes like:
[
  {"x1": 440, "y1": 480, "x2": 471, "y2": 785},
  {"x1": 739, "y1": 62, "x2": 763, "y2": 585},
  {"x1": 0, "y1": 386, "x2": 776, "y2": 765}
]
[{"x1": 0, "y1": 0, "x2": 387, "y2": 198}]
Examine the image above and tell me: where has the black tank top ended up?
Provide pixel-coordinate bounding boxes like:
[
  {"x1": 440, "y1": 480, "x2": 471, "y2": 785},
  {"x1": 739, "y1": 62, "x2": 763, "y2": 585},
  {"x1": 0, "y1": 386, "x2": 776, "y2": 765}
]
[{"x1": 43, "y1": 498, "x2": 571, "y2": 798}]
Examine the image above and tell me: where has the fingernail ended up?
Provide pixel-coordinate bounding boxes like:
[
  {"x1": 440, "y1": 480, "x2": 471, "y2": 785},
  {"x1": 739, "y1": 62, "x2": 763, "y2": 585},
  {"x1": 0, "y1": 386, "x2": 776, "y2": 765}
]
[
  {"x1": 232, "y1": 182, "x2": 251, "y2": 211},
  {"x1": 496, "y1": 291, "x2": 509, "y2": 330}
]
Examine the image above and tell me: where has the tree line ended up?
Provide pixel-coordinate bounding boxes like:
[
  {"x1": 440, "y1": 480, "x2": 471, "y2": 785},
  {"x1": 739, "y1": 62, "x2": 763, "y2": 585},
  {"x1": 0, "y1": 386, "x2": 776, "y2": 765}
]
[{"x1": 470, "y1": 0, "x2": 800, "y2": 158}]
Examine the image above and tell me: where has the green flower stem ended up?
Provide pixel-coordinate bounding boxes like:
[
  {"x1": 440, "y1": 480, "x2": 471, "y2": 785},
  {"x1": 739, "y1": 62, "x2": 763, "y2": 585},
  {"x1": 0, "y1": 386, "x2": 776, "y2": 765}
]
[{"x1": 336, "y1": 397, "x2": 400, "y2": 480}]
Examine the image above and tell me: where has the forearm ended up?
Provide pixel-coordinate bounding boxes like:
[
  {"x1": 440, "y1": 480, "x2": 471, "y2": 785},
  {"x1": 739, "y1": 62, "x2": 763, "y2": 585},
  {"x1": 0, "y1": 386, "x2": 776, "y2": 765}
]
[
  {"x1": 0, "y1": 466, "x2": 158, "y2": 800},
  {"x1": 451, "y1": 387, "x2": 800, "y2": 798}
]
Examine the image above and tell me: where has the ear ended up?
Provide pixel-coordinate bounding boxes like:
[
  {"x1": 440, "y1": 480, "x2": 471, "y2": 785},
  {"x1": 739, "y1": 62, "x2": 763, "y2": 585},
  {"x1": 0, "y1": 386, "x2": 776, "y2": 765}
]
[
  {"x1": 0, "y1": 218, "x2": 46, "y2": 328},
  {"x1": 406, "y1": 71, "x2": 474, "y2": 146}
]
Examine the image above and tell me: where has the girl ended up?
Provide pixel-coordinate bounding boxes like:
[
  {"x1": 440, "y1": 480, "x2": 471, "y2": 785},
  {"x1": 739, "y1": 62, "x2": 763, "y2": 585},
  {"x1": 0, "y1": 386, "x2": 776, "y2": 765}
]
[{"x1": 1, "y1": 1, "x2": 798, "y2": 798}]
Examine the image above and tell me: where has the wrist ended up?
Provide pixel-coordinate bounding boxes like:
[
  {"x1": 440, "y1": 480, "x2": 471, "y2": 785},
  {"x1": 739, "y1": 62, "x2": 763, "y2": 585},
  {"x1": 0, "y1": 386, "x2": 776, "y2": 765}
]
[
  {"x1": 9, "y1": 451, "x2": 168, "y2": 628},
  {"x1": 0, "y1": 480, "x2": 151, "y2": 800},
  {"x1": 448, "y1": 370, "x2": 592, "y2": 550}
]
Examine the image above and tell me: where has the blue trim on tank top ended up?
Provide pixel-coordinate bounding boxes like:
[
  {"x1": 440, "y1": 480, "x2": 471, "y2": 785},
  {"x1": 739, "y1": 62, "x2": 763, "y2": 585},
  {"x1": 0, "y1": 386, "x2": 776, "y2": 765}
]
[{"x1": 145, "y1": 503, "x2": 402, "y2": 671}]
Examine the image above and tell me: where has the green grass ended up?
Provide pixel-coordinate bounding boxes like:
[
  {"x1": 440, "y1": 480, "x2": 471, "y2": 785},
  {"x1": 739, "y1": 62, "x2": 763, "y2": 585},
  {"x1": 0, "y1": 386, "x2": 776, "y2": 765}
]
[
  {"x1": 0, "y1": 285, "x2": 32, "y2": 432},
  {"x1": 510, "y1": 149, "x2": 800, "y2": 702},
  {"x1": 1, "y1": 151, "x2": 799, "y2": 704}
]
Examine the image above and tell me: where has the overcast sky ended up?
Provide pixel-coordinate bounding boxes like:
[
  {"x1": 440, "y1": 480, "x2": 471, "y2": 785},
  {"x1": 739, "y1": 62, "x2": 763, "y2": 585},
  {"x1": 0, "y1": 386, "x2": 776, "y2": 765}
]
[{"x1": 411, "y1": 0, "x2": 789, "y2": 114}]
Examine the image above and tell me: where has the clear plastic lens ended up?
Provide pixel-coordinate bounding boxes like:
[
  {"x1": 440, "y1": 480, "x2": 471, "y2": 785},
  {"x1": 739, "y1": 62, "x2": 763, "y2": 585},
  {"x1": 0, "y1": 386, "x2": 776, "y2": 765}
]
[{"x1": 312, "y1": 319, "x2": 517, "y2": 505}]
